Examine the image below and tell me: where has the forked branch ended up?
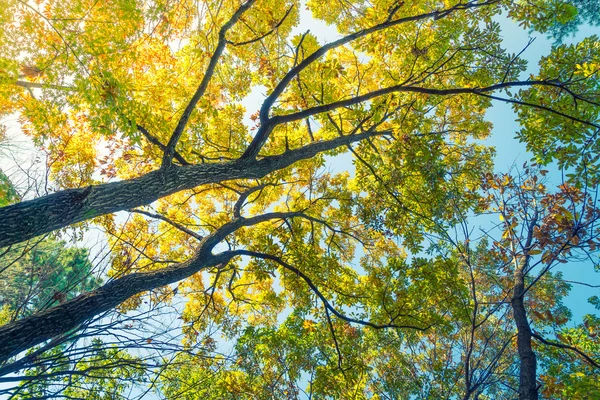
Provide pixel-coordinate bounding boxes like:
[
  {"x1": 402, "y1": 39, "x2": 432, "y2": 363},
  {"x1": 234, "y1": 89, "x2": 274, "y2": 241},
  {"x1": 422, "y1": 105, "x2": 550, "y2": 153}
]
[
  {"x1": 241, "y1": 0, "x2": 500, "y2": 159},
  {"x1": 161, "y1": 0, "x2": 256, "y2": 169}
]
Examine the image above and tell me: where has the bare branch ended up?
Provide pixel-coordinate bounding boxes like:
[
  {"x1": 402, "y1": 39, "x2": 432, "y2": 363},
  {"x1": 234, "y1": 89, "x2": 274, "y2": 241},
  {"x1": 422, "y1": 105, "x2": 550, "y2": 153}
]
[{"x1": 129, "y1": 209, "x2": 203, "y2": 240}]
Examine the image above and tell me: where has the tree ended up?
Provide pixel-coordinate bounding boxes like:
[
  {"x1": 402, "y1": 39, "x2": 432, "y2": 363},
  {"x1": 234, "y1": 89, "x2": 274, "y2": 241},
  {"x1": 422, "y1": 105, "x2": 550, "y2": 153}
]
[
  {"x1": 0, "y1": 238, "x2": 101, "y2": 322},
  {"x1": 0, "y1": 0, "x2": 599, "y2": 398},
  {"x1": 542, "y1": 0, "x2": 600, "y2": 43}
]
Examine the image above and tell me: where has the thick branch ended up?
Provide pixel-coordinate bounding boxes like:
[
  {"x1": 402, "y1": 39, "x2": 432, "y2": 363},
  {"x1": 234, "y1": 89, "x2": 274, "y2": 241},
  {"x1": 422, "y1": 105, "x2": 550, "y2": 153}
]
[
  {"x1": 241, "y1": 0, "x2": 498, "y2": 159},
  {"x1": 161, "y1": 0, "x2": 256, "y2": 168},
  {"x1": 0, "y1": 211, "x2": 307, "y2": 363},
  {"x1": 0, "y1": 247, "x2": 230, "y2": 363},
  {"x1": 0, "y1": 130, "x2": 388, "y2": 248}
]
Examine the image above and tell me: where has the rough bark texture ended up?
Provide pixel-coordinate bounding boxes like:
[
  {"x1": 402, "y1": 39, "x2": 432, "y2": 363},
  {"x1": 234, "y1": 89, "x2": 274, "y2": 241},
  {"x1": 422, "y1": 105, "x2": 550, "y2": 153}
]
[
  {"x1": 0, "y1": 248, "x2": 231, "y2": 363},
  {"x1": 0, "y1": 211, "x2": 313, "y2": 363},
  {"x1": 511, "y1": 268, "x2": 538, "y2": 400},
  {"x1": 0, "y1": 132, "x2": 382, "y2": 248}
]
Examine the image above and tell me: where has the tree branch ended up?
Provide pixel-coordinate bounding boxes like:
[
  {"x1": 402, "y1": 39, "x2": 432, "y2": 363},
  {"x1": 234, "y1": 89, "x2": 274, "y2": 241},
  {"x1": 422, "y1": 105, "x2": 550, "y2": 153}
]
[
  {"x1": 226, "y1": 4, "x2": 294, "y2": 46},
  {"x1": 232, "y1": 183, "x2": 271, "y2": 218},
  {"x1": 532, "y1": 333, "x2": 600, "y2": 368},
  {"x1": 136, "y1": 125, "x2": 190, "y2": 166},
  {"x1": 232, "y1": 249, "x2": 431, "y2": 331},
  {"x1": 272, "y1": 80, "x2": 600, "y2": 130},
  {"x1": 129, "y1": 209, "x2": 203, "y2": 240},
  {"x1": 0, "y1": 129, "x2": 389, "y2": 248},
  {"x1": 0, "y1": 247, "x2": 232, "y2": 363},
  {"x1": 161, "y1": 0, "x2": 256, "y2": 169},
  {"x1": 0, "y1": 208, "x2": 342, "y2": 362},
  {"x1": 241, "y1": 0, "x2": 499, "y2": 159}
]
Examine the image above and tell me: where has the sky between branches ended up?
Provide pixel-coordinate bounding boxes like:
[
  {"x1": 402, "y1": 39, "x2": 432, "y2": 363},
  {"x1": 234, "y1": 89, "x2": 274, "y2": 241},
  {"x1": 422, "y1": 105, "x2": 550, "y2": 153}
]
[{"x1": 0, "y1": 0, "x2": 598, "y2": 331}]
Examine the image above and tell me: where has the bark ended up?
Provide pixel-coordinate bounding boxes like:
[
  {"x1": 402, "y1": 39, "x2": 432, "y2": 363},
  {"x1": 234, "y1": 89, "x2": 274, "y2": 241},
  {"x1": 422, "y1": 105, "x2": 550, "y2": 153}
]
[
  {"x1": 0, "y1": 248, "x2": 232, "y2": 364},
  {"x1": 511, "y1": 267, "x2": 538, "y2": 400},
  {"x1": 0, "y1": 211, "x2": 319, "y2": 364},
  {"x1": 0, "y1": 131, "x2": 384, "y2": 248}
]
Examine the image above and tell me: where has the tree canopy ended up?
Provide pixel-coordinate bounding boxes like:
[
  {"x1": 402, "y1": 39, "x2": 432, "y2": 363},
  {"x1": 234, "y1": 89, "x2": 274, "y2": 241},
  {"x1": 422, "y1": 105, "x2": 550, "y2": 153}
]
[{"x1": 0, "y1": 0, "x2": 599, "y2": 398}]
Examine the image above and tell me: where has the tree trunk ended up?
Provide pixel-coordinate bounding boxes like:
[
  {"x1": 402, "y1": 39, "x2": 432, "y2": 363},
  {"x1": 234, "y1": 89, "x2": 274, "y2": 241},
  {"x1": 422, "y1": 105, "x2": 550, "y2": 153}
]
[
  {"x1": 511, "y1": 268, "x2": 538, "y2": 400},
  {"x1": 0, "y1": 249, "x2": 234, "y2": 364},
  {"x1": 0, "y1": 210, "x2": 305, "y2": 365},
  {"x1": 0, "y1": 132, "x2": 381, "y2": 248}
]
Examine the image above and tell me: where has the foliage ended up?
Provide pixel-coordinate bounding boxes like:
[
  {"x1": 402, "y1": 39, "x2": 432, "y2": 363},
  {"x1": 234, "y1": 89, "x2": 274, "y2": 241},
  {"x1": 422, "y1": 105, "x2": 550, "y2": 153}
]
[
  {"x1": 0, "y1": 239, "x2": 101, "y2": 322},
  {"x1": 0, "y1": 168, "x2": 18, "y2": 207},
  {"x1": 0, "y1": 0, "x2": 599, "y2": 399},
  {"x1": 542, "y1": 0, "x2": 600, "y2": 44}
]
